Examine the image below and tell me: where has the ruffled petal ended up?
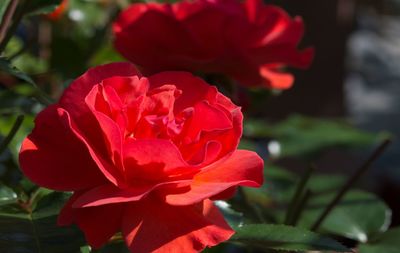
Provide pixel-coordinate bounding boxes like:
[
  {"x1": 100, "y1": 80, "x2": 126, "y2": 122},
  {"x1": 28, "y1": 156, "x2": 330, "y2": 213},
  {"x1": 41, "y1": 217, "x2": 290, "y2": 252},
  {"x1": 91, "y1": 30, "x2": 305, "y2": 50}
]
[
  {"x1": 148, "y1": 71, "x2": 215, "y2": 113},
  {"x1": 122, "y1": 197, "x2": 234, "y2": 253},
  {"x1": 60, "y1": 63, "x2": 141, "y2": 112},
  {"x1": 59, "y1": 63, "x2": 141, "y2": 164},
  {"x1": 163, "y1": 150, "x2": 263, "y2": 205},
  {"x1": 85, "y1": 85, "x2": 125, "y2": 172},
  {"x1": 182, "y1": 100, "x2": 233, "y2": 142},
  {"x1": 19, "y1": 105, "x2": 106, "y2": 191},
  {"x1": 179, "y1": 106, "x2": 243, "y2": 164}
]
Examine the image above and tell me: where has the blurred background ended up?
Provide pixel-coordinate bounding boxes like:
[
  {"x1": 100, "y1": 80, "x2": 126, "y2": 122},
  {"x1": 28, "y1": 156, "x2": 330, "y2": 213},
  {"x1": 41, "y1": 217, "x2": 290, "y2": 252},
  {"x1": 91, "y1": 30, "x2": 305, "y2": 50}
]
[{"x1": 265, "y1": 0, "x2": 400, "y2": 226}]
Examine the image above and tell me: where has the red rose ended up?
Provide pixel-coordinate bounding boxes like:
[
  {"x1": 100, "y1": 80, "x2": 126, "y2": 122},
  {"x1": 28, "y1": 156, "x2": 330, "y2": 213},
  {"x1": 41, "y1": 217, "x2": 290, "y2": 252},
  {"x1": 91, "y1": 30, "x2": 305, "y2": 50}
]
[
  {"x1": 19, "y1": 63, "x2": 263, "y2": 252},
  {"x1": 113, "y1": 0, "x2": 314, "y2": 90}
]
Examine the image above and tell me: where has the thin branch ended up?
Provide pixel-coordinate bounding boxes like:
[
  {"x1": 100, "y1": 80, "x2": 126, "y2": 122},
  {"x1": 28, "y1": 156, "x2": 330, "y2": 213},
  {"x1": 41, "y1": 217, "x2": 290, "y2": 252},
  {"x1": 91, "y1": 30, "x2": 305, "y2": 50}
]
[
  {"x1": 311, "y1": 138, "x2": 392, "y2": 231},
  {"x1": 0, "y1": 114, "x2": 24, "y2": 154},
  {"x1": 284, "y1": 164, "x2": 315, "y2": 225},
  {"x1": 0, "y1": 0, "x2": 26, "y2": 53},
  {"x1": 0, "y1": 0, "x2": 19, "y2": 44},
  {"x1": 290, "y1": 189, "x2": 312, "y2": 226}
]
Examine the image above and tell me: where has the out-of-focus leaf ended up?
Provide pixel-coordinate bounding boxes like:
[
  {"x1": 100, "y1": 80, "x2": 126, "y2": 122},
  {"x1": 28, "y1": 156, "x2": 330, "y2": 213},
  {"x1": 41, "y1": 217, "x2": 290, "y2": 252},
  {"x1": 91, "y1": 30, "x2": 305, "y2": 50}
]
[
  {"x1": 0, "y1": 189, "x2": 85, "y2": 252},
  {"x1": 238, "y1": 138, "x2": 258, "y2": 152},
  {"x1": 0, "y1": 89, "x2": 37, "y2": 114},
  {"x1": 68, "y1": 0, "x2": 109, "y2": 34},
  {"x1": 0, "y1": 0, "x2": 11, "y2": 22},
  {"x1": 244, "y1": 115, "x2": 386, "y2": 158},
  {"x1": 0, "y1": 184, "x2": 17, "y2": 206},
  {"x1": 89, "y1": 42, "x2": 125, "y2": 67},
  {"x1": 80, "y1": 245, "x2": 91, "y2": 253},
  {"x1": 231, "y1": 224, "x2": 350, "y2": 252},
  {"x1": 359, "y1": 227, "x2": 400, "y2": 253},
  {"x1": 307, "y1": 174, "x2": 346, "y2": 193},
  {"x1": 0, "y1": 57, "x2": 52, "y2": 105},
  {"x1": 0, "y1": 114, "x2": 34, "y2": 157},
  {"x1": 12, "y1": 53, "x2": 49, "y2": 75},
  {"x1": 0, "y1": 114, "x2": 24, "y2": 157},
  {"x1": 25, "y1": 0, "x2": 63, "y2": 16},
  {"x1": 298, "y1": 190, "x2": 391, "y2": 242},
  {"x1": 0, "y1": 57, "x2": 35, "y2": 85}
]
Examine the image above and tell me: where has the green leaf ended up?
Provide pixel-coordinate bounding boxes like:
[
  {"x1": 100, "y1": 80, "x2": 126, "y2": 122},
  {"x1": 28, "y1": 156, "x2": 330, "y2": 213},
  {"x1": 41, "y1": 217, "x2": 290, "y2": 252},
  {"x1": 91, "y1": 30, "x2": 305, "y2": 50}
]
[
  {"x1": 0, "y1": 114, "x2": 24, "y2": 155},
  {"x1": 25, "y1": 0, "x2": 63, "y2": 16},
  {"x1": 244, "y1": 115, "x2": 386, "y2": 158},
  {"x1": 298, "y1": 190, "x2": 391, "y2": 242},
  {"x1": 307, "y1": 174, "x2": 346, "y2": 193},
  {"x1": 359, "y1": 227, "x2": 400, "y2": 253},
  {"x1": 80, "y1": 246, "x2": 91, "y2": 253},
  {"x1": 231, "y1": 224, "x2": 350, "y2": 252},
  {"x1": 89, "y1": 42, "x2": 125, "y2": 67},
  {"x1": 0, "y1": 184, "x2": 17, "y2": 206},
  {"x1": 0, "y1": 114, "x2": 34, "y2": 157},
  {"x1": 238, "y1": 138, "x2": 258, "y2": 152},
  {"x1": 0, "y1": 189, "x2": 86, "y2": 252},
  {"x1": 0, "y1": 57, "x2": 52, "y2": 105},
  {"x1": 0, "y1": 0, "x2": 11, "y2": 22},
  {"x1": 0, "y1": 57, "x2": 35, "y2": 85}
]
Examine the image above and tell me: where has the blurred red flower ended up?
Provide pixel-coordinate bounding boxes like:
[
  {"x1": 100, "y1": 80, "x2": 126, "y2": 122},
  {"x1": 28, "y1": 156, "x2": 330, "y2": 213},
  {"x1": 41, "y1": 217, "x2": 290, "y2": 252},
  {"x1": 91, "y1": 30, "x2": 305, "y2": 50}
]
[
  {"x1": 46, "y1": 0, "x2": 68, "y2": 20},
  {"x1": 19, "y1": 63, "x2": 264, "y2": 252},
  {"x1": 113, "y1": 0, "x2": 314, "y2": 89}
]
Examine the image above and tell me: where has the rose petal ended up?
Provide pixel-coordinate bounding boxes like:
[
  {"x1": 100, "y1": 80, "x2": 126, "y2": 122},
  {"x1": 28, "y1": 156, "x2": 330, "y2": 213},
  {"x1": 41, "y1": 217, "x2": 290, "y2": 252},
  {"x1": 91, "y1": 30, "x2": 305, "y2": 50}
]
[
  {"x1": 186, "y1": 140, "x2": 221, "y2": 166},
  {"x1": 19, "y1": 105, "x2": 106, "y2": 191},
  {"x1": 260, "y1": 66, "x2": 294, "y2": 89},
  {"x1": 85, "y1": 85, "x2": 125, "y2": 171},
  {"x1": 179, "y1": 106, "x2": 243, "y2": 163},
  {"x1": 59, "y1": 63, "x2": 141, "y2": 161},
  {"x1": 102, "y1": 76, "x2": 150, "y2": 105},
  {"x1": 164, "y1": 150, "x2": 263, "y2": 205},
  {"x1": 148, "y1": 72, "x2": 215, "y2": 113},
  {"x1": 114, "y1": 7, "x2": 199, "y2": 72},
  {"x1": 59, "y1": 192, "x2": 123, "y2": 249},
  {"x1": 56, "y1": 107, "x2": 125, "y2": 187},
  {"x1": 122, "y1": 197, "x2": 234, "y2": 253},
  {"x1": 60, "y1": 63, "x2": 141, "y2": 112},
  {"x1": 123, "y1": 139, "x2": 195, "y2": 184}
]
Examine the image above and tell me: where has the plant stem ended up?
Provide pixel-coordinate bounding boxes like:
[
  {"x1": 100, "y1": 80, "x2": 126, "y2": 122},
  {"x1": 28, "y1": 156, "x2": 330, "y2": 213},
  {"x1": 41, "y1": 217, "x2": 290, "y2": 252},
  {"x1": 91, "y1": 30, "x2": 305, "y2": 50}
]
[
  {"x1": 0, "y1": 114, "x2": 24, "y2": 154},
  {"x1": 311, "y1": 138, "x2": 392, "y2": 231},
  {"x1": 290, "y1": 189, "x2": 312, "y2": 226},
  {"x1": 0, "y1": 0, "x2": 26, "y2": 53},
  {"x1": 284, "y1": 164, "x2": 315, "y2": 225},
  {"x1": 0, "y1": 0, "x2": 19, "y2": 44}
]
